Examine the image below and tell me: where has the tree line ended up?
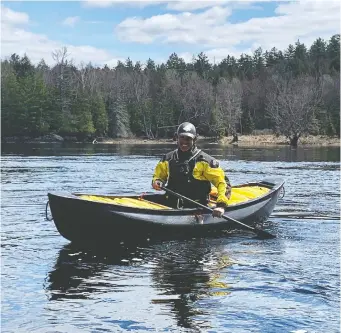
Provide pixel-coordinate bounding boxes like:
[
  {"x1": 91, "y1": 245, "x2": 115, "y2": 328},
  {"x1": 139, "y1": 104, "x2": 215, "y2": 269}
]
[{"x1": 1, "y1": 34, "x2": 339, "y2": 146}]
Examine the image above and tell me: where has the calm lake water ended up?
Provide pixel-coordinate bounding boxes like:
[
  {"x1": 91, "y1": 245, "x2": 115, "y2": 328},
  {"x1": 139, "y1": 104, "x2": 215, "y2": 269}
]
[{"x1": 1, "y1": 143, "x2": 340, "y2": 333}]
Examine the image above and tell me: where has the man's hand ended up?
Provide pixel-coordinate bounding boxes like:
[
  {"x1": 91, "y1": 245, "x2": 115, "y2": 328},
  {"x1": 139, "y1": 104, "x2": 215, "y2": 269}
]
[
  {"x1": 152, "y1": 179, "x2": 164, "y2": 191},
  {"x1": 212, "y1": 206, "x2": 225, "y2": 218}
]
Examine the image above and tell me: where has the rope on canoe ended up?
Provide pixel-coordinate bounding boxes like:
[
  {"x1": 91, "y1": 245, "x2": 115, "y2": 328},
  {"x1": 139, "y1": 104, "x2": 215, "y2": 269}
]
[{"x1": 45, "y1": 201, "x2": 53, "y2": 221}]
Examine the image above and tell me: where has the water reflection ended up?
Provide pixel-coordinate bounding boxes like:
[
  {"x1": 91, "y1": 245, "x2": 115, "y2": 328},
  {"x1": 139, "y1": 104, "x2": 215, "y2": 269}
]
[
  {"x1": 45, "y1": 242, "x2": 146, "y2": 301},
  {"x1": 2, "y1": 142, "x2": 340, "y2": 162},
  {"x1": 150, "y1": 239, "x2": 232, "y2": 330},
  {"x1": 45, "y1": 239, "x2": 233, "y2": 330},
  {"x1": 3, "y1": 142, "x2": 339, "y2": 333}
]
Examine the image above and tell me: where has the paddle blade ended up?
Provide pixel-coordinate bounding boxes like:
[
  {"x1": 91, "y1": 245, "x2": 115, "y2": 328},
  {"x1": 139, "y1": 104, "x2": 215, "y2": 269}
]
[{"x1": 255, "y1": 228, "x2": 276, "y2": 239}]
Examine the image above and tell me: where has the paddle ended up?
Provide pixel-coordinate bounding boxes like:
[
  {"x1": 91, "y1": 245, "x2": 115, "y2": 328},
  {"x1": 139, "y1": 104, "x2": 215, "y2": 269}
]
[{"x1": 161, "y1": 186, "x2": 276, "y2": 240}]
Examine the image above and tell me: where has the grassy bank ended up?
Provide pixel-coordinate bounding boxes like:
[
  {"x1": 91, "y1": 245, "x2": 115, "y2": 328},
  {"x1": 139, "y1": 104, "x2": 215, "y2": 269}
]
[{"x1": 98, "y1": 134, "x2": 340, "y2": 147}]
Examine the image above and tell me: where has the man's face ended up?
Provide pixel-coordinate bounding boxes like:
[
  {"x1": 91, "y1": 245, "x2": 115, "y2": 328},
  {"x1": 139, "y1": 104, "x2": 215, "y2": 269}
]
[{"x1": 178, "y1": 135, "x2": 194, "y2": 152}]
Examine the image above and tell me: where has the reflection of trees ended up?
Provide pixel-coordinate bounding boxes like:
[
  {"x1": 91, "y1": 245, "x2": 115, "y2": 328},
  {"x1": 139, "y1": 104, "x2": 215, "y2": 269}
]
[{"x1": 45, "y1": 238, "x2": 232, "y2": 331}]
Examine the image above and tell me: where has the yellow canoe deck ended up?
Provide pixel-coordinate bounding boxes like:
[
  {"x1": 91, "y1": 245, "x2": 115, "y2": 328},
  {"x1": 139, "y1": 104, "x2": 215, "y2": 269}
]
[{"x1": 78, "y1": 186, "x2": 270, "y2": 210}]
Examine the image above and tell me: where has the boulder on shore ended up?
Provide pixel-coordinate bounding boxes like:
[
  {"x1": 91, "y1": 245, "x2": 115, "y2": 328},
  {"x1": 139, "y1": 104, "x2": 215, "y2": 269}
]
[
  {"x1": 43, "y1": 134, "x2": 64, "y2": 142},
  {"x1": 30, "y1": 134, "x2": 64, "y2": 143}
]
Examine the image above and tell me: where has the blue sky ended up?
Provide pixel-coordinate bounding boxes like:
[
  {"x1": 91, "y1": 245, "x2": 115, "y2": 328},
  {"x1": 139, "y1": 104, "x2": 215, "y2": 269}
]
[{"x1": 1, "y1": 1, "x2": 340, "y2": 67}]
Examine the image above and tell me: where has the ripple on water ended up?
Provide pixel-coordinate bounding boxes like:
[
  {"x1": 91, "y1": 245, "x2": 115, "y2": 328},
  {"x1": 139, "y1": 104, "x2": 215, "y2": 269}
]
[{"x1": 1, "y1": 144, "x2": 340, "y2": 332}]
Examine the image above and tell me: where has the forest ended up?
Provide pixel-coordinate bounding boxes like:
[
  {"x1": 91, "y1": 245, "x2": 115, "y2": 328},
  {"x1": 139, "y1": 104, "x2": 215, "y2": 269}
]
[{"x1": 1, "y1": 34, "x2": 340, "y2": 146}]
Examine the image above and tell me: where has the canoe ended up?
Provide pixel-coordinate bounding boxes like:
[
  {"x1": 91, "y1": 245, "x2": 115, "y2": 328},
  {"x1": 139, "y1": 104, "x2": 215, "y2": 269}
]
[{"x1": 47, "y1": 178, "x2": 284, "y2": 243}]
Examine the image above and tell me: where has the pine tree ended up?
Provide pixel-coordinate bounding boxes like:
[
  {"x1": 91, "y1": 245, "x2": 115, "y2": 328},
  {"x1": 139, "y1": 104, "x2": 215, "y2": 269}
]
[
  {"x1": 327, "y1": 34, "x2": 340, "y2": 72},
  {"x1": 253, "y1": 47, "x2": 265, "y2": 77},
  {"x1": 91, "y1": 94, "x2": 108, "y2": 136},
  {"x1": 1, "y1": 67, "x2": 22, "y2": 136},
  {"x1": 70, "y1": 93, "x2": 95, "y2": 138},
  {"x1": 309, "y1": 38, "x2": 327, "y2": 76},
  {"x1": 166, "y1": 53, "x2": 187, "y2": 75},
  {"x1": 1, "y1": 34, "x2": 339, "y2": 142},
  {"x1": 9, "y1": 53, "x2": 35, "y2": 79},
  {"x1": 193, "y1": 52, "x2": 211, "y2": 78},
  {"x1": 293, "y1": 40, "x2": 308, "y2": 75},
  {"x1": 19, "y1": 73, "x2": 50, "y2": 136},
  {"x1": 145, "y1": 58, "x2": 156, "y2": 71}
]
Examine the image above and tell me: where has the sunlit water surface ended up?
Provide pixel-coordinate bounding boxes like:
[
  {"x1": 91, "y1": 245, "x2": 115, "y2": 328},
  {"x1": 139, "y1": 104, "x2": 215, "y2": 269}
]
[{"x1": 1, "y1": 143, "x2": 340, "y2": 333}]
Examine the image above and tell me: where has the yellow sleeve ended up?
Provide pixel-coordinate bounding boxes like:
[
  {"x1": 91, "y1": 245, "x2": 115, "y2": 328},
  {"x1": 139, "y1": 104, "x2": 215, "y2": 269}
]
[
  {"x1": 193, "y1": 161, "x2": 230, "y2": 206},
  {"x1": 152, "y1": 160, "x2": 169, "y2": 183}
]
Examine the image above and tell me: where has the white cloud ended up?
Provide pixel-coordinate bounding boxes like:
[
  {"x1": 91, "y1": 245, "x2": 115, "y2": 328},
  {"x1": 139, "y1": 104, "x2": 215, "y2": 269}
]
[
  {"x1": 1, "y1": 4, "x2": 29, "y2": 25},
  {"x1": 62, "y1": 16, "x2": 80, "y2": 27},
  {"x1": 0, "y1": 6, "x2": 123, "y2": 67},
  {"x1": 83, "y1": 0, "x2": 262, "y2": 11},
  {"x1": 178, "y1": 51, "x2": 195, "y2": 63},
  {"x1": 167, "y1": 0, "x2": 234, "y2": 11},
  {"x1": 116, "y1": 6, "x2": 232, "y2": 44},
  {"x1": 115, "y1": 0, "x2": 340, "y2": 62},
  {"x1": 2, "y1": 1, "x2": 340, "y2": 68},
  {"x1": 83, "y1": 0, "x2": 162, "y2": 8}
]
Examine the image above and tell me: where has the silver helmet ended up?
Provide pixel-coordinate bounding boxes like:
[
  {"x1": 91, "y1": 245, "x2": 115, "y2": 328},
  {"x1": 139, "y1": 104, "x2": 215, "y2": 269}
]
[{"x1": 177, "y1": 122, "x2": 197, "y2": 139}]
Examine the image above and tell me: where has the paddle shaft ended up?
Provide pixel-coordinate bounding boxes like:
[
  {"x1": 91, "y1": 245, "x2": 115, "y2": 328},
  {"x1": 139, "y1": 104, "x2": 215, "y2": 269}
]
[{"x1": 161, "y1": 186, "x2": 275, "y2": 239}]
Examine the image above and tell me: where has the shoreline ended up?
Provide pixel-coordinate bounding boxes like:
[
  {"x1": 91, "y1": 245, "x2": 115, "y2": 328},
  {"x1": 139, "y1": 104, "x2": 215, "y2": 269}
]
[
  {"x1": 2, "y1": 134, "x2": 340, "y2": 146},
  {"x1": 96, "y1": 135, "x2": 340, "y2": 147}
]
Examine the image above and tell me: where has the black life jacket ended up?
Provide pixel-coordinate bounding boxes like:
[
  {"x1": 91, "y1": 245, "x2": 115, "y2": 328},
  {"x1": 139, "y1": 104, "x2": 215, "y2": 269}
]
[{"x1": 162, "y1": 147, "x2": 215, "y2": 206}]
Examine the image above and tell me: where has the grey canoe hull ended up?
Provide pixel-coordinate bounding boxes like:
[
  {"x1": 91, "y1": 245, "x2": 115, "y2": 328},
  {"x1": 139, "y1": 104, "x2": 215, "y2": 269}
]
[{"x1": 47, "y1": 178, "x2": 284, "y2": 243}]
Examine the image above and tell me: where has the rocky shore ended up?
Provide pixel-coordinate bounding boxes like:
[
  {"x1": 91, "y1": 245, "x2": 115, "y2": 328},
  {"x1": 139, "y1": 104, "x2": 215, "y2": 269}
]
[
  {"x1": 218, "y1": 135, "x2": 340, "y2": 147},
  {"x1": 91, "y1": 135, "x2": 340, "y2": 146},
  {"x1": 2, "y1": 134, "x2": 339, "y2": 146}
]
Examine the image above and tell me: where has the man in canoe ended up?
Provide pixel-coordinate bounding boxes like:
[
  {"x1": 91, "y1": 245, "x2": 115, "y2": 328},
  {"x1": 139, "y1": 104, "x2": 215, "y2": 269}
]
[{"x1": 152, "y1": 122, "x2": 231, "y2": 218}]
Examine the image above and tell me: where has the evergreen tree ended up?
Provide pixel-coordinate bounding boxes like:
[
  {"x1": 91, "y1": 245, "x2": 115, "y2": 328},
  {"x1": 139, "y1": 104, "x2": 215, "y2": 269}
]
[
  {"x1": 1, "y1": 68, "x2": 22, "y2": 136},
  {"x1": 1, "y1": 34, "x2": 339, "y2": 142},
  {"x1": 283, "y1": 43, "x2": 295, "y2": 75},
  {"x1": 91, "y1": 94, "x2": 108, "y2": 136},
  {"x1": 145, "y1": 58, "x2": 156, "y2": 71},
  {"x1": 19, "y1": 73, "x2": 50, "y2": 136},
  {"x1": 70, "y1": 93, "x2": 95, "y2": 137},
  {"x1": 166, "y1": 53, "x2": 187, "y2": 75},
  {"x1": 10, "y1": 53, "x2": 35, "y2": 79},
  {"x1": 37, "y1": 59, "x2": 49, "y2": 72},
  {"x1": 327, "y1": 34, "x2": 340, "y2": 72},
  {"x1": 293, "y1": 40, "x2": 309, "y2": 75},
  {"x1": 309, "y1": 38, "x2": 327, "y2": 76},
  {"x1": 116, "y1": 60, "x2": 125, "y2": 70},
  {"x1": 134, "y1": 61, "x2": 142, "y2": 72},
  {"x1": 238, "y1": 54, "x2": 254, "y2": 80},
  {"x1": 253, "y1": 47, "x2": 265, "y2": 77},
  {"x1": 125, "y1": 57, "x2": 134, "y2": 73},
  {"x1": 193, "y1": 52, "x2": 211, "y2": 78}
]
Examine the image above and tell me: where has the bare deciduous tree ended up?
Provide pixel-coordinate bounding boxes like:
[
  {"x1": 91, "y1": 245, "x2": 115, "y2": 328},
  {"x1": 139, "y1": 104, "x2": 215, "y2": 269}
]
[
  {"x1": 51, "y1": 47, "x2": 73, "y2": 129},
  {"x1": 180, "y1": 72, "x2": 214, "y2": 125},
  {"x1": 215, "y1": 77, "x2": 243, "y2": 140},
  {"x1": 52, "y1": 47, "x2": 69, "y2": 65},
  {"x1": 266, "y1": 74, "x2": 322, "y2": 146}
]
